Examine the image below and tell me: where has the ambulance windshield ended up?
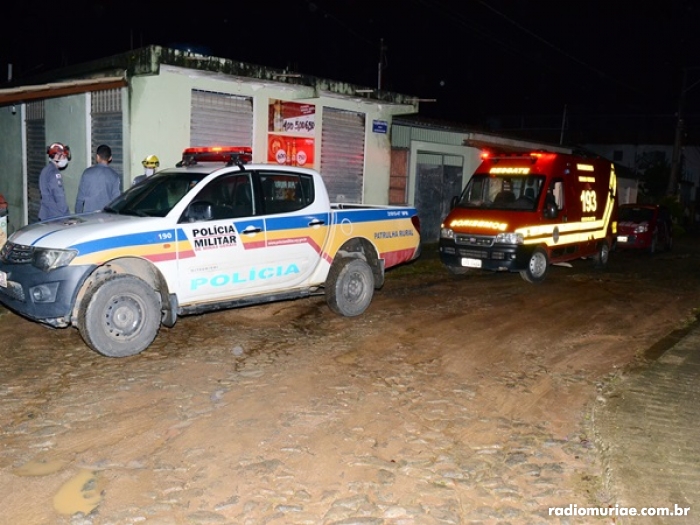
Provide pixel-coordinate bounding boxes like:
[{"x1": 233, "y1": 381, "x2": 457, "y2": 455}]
[{"x1": 457, "y1": 174, "x2": 545, "y2": 211}]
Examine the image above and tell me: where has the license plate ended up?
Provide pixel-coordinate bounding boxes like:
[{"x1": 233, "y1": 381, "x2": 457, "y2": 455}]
[
  {"x1": 0, "y1": 270, "x2": 6, "y2": 288},
  {"x1": 462, "y1": 258, "x2": 482, "y2": 269},
  {"x1": 617, "y1": 236, "x2": 628, "y2": 243}
]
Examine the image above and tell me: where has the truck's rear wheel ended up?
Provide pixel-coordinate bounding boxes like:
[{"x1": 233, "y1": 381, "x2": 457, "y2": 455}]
[
  {"x1": 78, "y1": 275, "x2": 161, "y2": 357},
  {"x1": 326, "y1": 258, "x2": 375, "y2": 316},
  {"x1": 520, "y1": 247, "x2": 549, "y2": 284}
]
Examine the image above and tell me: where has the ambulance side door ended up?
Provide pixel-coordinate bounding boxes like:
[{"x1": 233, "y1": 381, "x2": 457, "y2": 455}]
[{"x1": 176, "y1": 172, "x2": 266, "y2": 304}]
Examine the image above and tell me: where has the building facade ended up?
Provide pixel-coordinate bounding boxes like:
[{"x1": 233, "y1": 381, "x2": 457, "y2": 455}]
[{"x1": 0, "y1": 46, "x2": 419, "y2": 235}]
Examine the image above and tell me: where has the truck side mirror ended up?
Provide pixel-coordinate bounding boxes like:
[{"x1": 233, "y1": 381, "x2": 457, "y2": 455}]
[{"x1": 450, "y1": 196, "x2": 459, "y2": 210}]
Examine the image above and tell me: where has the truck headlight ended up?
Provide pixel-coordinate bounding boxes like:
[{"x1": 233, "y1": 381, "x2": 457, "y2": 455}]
[
  {"x1": 494, "y1": 232, "x2": 524, "y2": 245},
  {"x1": 440, "y1": 227, "x2": 454, "y2": 239},
  {"x1": 32, "y1": 248, "x2": 78, "y2": 272},
  {"x1": 634, "y1": 224, "x2": 649, "y2": 233}
]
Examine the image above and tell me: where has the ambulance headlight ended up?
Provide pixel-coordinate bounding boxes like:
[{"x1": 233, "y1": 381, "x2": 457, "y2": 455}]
[
  {"x1": 494, "y1": 232, "x2": 524, "y2": 245},
  {"x1": 32, "y1": 248, "x2": 78, "y2": 272},
  {"x1": 440, "y1": 227, "x2": 454, "y2": 239}
]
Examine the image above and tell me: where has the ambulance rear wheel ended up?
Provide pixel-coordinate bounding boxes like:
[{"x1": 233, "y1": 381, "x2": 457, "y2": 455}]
[
  {"x1": 326, "y1": 257, "x2": 375, "y2": 317},
  {"x1": 520, "y1": 247, "x2": 549, "y2": 284},
  {"x1": 594, "y1": 240, "x2": 610, "y2": 268},
  {"x1": 78, "y1": 274, "x2": 161, "y2": 358}
]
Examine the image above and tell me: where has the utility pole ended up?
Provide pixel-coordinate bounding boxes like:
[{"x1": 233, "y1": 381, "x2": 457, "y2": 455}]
[
  {"x1": 668, "y1": 69, "x2": 687, "y2": 197},
  {"x1": 377, "y1": 39, "x2": 387, "y2": 91},
  {"x1": 668, "y1": 66, "x2": 700, "y2": 197}
]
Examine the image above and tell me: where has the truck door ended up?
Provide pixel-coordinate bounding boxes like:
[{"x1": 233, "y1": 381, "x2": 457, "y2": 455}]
[
  {"x1": 176, "y1": 172, "x2": 268, "y2": 303},
  {"x1": 255, "y1": 170, "x2": 329, "y2": 290}
]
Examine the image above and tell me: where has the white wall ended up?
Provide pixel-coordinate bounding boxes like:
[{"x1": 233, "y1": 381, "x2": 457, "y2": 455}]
[{"x1": 45, "y1": 94, "x2": 89, "y2": 214}]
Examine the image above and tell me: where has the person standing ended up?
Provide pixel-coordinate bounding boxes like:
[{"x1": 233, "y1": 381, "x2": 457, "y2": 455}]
[
  {"x1": 38, "y1": 142, "x2": 71, "y2": 221},
  {"x1": 132, "y1": 154, "x2": 160, "y2": 186},
  {"x1": 75, "y1": 144, "x2": 122, "y2": 213}
]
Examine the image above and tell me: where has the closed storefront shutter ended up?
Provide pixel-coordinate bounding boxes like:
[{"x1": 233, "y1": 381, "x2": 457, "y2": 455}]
[
  {"x1": 26, "y1": 101, "x2": 46, "y2": 224},
  {"x1": 91, "y1": 89, "x2": 124, "y2": 187},
  {"x1": 320, "y1": 108, "x2": 366, "y2": 203},
  {"x1": 190, "y1": 90, "x2": 253, "y2": 146}
]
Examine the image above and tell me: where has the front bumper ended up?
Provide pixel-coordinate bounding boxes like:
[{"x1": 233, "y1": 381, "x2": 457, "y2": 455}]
[
  {"x1": 439, "y1": 239, "x2": 534, "y2": 272},
  {"x1": 616, "y1": 233, "x2": 651, "y2": 249},
  {"x1": 0, "y1": 262, "x2": 93, "y2": 327}
]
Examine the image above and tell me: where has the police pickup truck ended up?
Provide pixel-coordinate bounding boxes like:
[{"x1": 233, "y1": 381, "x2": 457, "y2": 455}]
[{"x1": 0, "y1": 147, "x2": 421, "y2": 357}]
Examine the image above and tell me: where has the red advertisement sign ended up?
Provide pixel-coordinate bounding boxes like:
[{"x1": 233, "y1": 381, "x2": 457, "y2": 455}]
[
  {"x1": 269, "y1": 100, "x2": 315, "y2": 135},
  {"x1": 268, "y1": 135, "x2": 315, "y2": 168}
]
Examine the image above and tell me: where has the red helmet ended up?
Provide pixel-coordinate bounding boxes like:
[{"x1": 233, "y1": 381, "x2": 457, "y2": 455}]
[{"x1": 47, "y1": 142, "x2": 71, "y2": 160}]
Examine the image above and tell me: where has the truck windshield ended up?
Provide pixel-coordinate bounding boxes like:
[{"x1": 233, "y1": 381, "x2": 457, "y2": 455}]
[
  {"x1": 457, "y1": 173, "x2": 545, "y2": 211},
  {"x1": 105, "y1": 170, "x2": 208, "y2": 217}
]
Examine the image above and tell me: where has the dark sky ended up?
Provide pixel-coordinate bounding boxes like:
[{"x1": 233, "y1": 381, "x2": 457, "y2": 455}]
[{"x1": 4, "y1": 0, "x2": 700, "y2": 131}]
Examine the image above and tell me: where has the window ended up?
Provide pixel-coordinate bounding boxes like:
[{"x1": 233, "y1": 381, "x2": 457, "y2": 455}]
[
  {"x1": 192, "y1": 173, "x2": 253, "y2": 219},
  {"x1": 258, "y1": 172, "x2": 314, "y2": 215}
]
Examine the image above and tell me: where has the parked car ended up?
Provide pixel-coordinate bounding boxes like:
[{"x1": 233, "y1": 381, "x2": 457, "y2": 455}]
[{"x1": 616, "y1": 203, "x2": 673, "y2": 253}]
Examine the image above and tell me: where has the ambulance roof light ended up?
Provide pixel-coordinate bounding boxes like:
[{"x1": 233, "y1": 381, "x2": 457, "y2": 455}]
[{"x1": 178, "y1": 146, "x2": 253, "y2": 167}]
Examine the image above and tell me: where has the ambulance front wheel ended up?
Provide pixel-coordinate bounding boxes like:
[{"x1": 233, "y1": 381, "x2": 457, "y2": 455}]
[
  {"x1": 78, "y1": 274, "x2": 161, "y2": 358},
  {"x1": 520, "y1": 247, "x2": 549, "y2": 284}
]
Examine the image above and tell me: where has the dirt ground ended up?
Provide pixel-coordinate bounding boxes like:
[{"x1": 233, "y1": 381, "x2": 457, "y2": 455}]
[{"x1": 1, "y1": 237, "x2": 699, "y2": 524}]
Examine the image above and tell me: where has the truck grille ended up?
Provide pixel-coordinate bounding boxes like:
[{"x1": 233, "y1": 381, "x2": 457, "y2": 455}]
[
  {"x1": 0, "y1": 241, "x2": 34, "y2": 264},
  {"x1": 454, "y1": 234, "x2": 494, "y2": 247}
]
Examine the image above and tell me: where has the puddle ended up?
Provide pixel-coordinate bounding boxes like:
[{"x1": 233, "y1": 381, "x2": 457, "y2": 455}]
[
  {"x1": 13, "y1": 459, "x2": 69, "y2": 477},
  {"x1": 53, "y1": 469, "x2": 103, "y2": 516}
]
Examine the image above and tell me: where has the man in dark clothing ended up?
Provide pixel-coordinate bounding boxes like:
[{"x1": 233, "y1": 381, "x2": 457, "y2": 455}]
[
  {"x1": 75, "y1": 144, "x2": 122, "y2": 213},
  {"x1": 38, "y1": 142, "x2": 72, "y2": 221}
]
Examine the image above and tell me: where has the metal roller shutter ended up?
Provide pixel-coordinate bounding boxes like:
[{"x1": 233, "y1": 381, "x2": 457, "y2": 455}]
[
  {"x1": 26, "y1": 101, "x2": 46, "y2": 224},
  {"x1": 190, "y1": 90, "x2": 253, "y2": 147},
  {"x1": 320, "y1": 108, "x2": 366, "y2": 203},
  {"x1": 91, "y1": 89, "x2": 124, "y2": 187}
]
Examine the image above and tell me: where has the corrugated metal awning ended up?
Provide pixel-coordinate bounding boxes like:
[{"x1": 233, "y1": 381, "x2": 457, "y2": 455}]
[{"x1": 0, "y1": 76, "x2": 127, "y2": 106}]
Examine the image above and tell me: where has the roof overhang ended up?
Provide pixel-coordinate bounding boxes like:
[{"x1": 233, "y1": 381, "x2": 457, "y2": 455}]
[{"x1": 0, "y1": 76, "x2": 127, "y2": 106}]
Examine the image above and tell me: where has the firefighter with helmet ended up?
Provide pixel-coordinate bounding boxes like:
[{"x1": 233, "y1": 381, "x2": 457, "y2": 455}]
[
  {"x1": 38, "y1": 142, "x2": 71, "y2": 221},
  {"x1": 133, "y1": 154, "x2": 160, "y2": 186}
]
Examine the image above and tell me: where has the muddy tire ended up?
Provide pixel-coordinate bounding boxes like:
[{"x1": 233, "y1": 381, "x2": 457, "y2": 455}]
[
  {"x1": 520, "y1": 247, "x2": 549, "y2": 284},
  {"x1": 78, "y1": 275, "x2": 161, "y2": 358},
  {"x1": 326, "y1": 258, "x2": 375, "y2": 317},
  {"x1": 594, "y1": 240, "x2": 610, "y2": 268}
]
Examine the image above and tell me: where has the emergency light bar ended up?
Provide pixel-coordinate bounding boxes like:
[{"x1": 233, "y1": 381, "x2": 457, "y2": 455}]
[{"x1": 179, "y1": 146, "x2": 253, "y2": 167}]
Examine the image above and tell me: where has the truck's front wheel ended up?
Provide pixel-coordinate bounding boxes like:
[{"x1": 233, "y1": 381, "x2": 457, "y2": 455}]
[
  {"x1": 326, "y1": 258, "x2": 375, "y2": 316},
  {"x1": 78, "y1": 275, "x2": 161, "y2": 357}
]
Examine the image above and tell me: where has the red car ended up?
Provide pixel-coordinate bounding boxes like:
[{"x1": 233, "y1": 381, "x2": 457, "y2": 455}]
[{"x1": 616, "y1": 203, "x2": 673, "y2": 253}]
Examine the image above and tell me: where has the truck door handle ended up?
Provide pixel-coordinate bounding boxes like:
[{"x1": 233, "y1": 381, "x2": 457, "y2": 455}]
[
  {"x1": 242, "y1": 227, "x2": 262, "y2": 234},
  {"x1": 308, "y1": 219, "x2": 325, "y2": 227}
]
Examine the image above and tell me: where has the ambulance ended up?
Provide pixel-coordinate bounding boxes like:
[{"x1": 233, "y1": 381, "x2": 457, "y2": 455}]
[{"x1": 439, "y1": 150, "x2": 618, "y2": 283}]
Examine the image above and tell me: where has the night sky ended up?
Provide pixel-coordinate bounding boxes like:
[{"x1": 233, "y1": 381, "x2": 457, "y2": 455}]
[{"x1": 3, "y1": 0, "x2": 700, "y2": 138}]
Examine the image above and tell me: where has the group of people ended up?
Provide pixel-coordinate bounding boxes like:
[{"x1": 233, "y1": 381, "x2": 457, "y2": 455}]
[{"x1": 38, "y1": 143, "x2": 160, "y2": 221}]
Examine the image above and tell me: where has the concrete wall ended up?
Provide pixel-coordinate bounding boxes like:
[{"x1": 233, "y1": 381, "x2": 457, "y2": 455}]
[
  {"x1": 45, "y1": 94, "x2": 89, "y2": 213},
  {"x1": 0, "y1": 105, "x2": 24, "y2": 234},
  {"x1": 129, "y1": 66, "x2": 412, "y2": 204}
]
